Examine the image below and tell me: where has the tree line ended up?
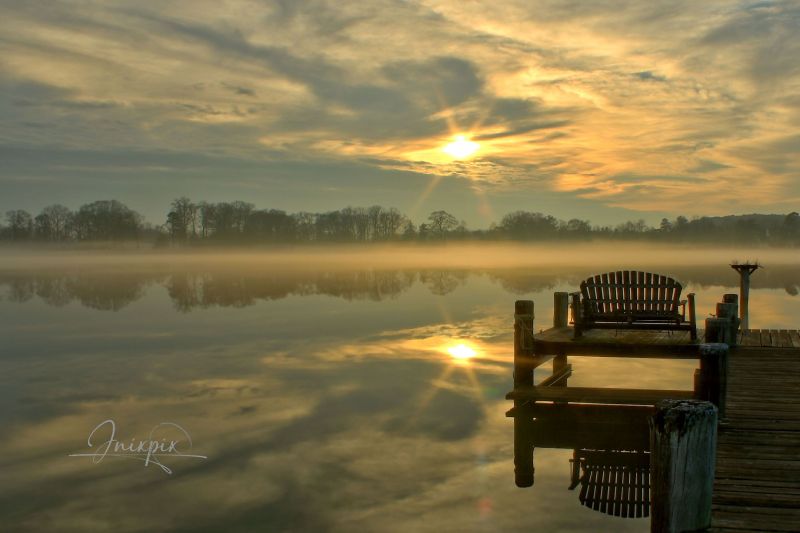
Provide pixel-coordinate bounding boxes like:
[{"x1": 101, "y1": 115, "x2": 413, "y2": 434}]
[{"x1": 2, "y1": 197, "x2": 799, "y2": 245}]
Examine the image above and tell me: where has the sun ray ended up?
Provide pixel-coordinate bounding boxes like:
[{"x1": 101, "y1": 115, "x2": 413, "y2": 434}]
[{"x1": 408, "y1": 175, "x2": 443, "y2": 220}]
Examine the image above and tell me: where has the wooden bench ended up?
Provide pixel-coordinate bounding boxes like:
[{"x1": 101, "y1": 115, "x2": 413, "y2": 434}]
[{"x1": 571, "y1": 271, "x2": 696, "y2": 340}]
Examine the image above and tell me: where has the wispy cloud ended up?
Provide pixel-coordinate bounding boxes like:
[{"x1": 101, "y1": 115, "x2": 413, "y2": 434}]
[{"x1": 1, "y1": 0, "x2": 798, "y2": 222}]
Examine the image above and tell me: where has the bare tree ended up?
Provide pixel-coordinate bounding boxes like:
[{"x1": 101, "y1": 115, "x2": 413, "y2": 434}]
[
  {"x1": 5, "y1": 210, "x2": 33, "y2": 240},
  {"x1": 427, "y1": 210, "x2": 458, "y2": 238}
]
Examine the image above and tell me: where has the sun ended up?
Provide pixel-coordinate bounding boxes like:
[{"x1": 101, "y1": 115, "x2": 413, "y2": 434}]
[
  {"x1": 443, "y1": 135, "x2": 479, "y2": 159},
  {"x1": 447, "y1": 343, "x2": 477, "y2": 360}
]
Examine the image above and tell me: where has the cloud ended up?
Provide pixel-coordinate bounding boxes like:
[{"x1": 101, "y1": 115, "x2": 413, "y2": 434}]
[
  {"x1": 634, "y1": 71, "x2": 667, "y2": 82},
  {"x1": 0, "y1": 0, "x2": 798, "y2": 223}
]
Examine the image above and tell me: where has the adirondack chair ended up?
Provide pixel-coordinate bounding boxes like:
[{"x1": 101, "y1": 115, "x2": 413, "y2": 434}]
[{"x1": 571, "y1": 271, "x2": 697, "y2": 340}]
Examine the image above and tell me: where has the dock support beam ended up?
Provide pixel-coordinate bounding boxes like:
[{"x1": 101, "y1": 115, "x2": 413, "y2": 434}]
[{"x1": 650, "y1": 400, "x2": 718, "y2": 533}]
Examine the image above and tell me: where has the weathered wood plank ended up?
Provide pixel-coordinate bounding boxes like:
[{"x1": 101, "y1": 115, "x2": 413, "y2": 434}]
[
  {"x1": 739, "y1": 330, "x2": 760, "y2": 347},
  {"x1": 712, "y1": 506, "x2": 800, "y2": 532},
  {"x1": 506, "y1": 386, "x2": 694, "y2": 405},
  {"x1": 790, "y1": 330, "x2": 800, "y2": 348},
  {"x1": 777, "y1": 329, "x2": 792, "y2": 348},
  {"x1": 770, "y1": 329, "x2": 782, "y2": 348}
]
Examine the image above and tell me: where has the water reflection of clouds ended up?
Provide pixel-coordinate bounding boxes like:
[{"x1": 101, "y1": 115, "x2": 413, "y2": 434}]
[
  {"x1": 315, "y1": 316, "x2": 512, "y2": 372},
  {"x1": 0, "y1": 301, "x2": 585, "y2": 530},
  {"x1": 2, "y1": 256, "x2": 799, "y2": 531}
]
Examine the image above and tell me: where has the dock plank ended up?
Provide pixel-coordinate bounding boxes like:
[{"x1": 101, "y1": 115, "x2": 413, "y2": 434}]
[
  {"x1": 533, "y1": 326, "x2": 699, "y2": 357},
  {"x1": 778, "y1": 330, "x2": 792, "y2": 348},
  {"x1": 739, "y1": 330, "x2": 760, "y2": 347},
  {"x1": 790, "y1": 330, "x2": 800, "y2": 348}
]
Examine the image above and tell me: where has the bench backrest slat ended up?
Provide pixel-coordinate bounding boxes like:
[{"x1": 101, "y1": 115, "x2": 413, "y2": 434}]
[{"x1": 580, "y1": 271, "x2": 683, "y2": 317}]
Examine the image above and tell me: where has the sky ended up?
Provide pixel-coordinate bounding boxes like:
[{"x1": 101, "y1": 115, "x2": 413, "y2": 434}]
[{"x1": 1, "y1": 0, "x2": 799, "y2": 227}]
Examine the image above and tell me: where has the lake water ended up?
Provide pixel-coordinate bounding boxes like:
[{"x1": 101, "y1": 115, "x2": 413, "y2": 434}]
[{"x1": 1, "y1": 245, "x2": 798, "y2": 532}]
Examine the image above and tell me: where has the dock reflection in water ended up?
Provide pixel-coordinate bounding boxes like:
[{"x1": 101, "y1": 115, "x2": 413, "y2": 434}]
[{"x1": 510, "y1": 401, "x2": 654, "y2": 519}]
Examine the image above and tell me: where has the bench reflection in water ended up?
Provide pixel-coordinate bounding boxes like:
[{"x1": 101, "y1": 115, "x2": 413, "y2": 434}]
[{"x1": 508, "y1": 402, "x2": 653, "y2": 519}]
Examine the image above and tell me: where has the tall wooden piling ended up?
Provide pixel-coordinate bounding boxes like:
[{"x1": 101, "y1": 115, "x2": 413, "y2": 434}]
[
  {"x1": 513, "y1": 300, "x2": 535, "y2": 487},
  {"x1": 716, "y1": 301, "x2": 738, "y2": 346},
  {"x1": 514, "y1": 300, "x2": 535, "y2": 388},
  {"x1": 730, "y1": 263, "x2": 759, "y2": 330},
  {"x1": 705, "y1": 317, "x2": 731, "y2": 345},
  {"x1": 513, "y1": 409, "x2": 534, "y2": 487},
  {"x1": 650, "y1": 400, "x2": 718, "y2": 533},
  {"x1": 722, "y1": 293, "x2": 738, "y2": 306},
  {"x1": 698, "y1": 343, "x2": 728, "y2": 418}
]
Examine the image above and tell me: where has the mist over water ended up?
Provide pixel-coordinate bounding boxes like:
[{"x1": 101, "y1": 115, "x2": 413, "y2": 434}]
[
  {"x1": 0, "y1": 244, "x2": 797, "y2": 532},
  {"x1": 1, "y1": 242, "x2": 796, "y2": 270}
]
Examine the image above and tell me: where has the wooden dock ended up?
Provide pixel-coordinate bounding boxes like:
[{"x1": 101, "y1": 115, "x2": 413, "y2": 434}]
[
  {"x1": 508, "y1": 320, "x2": 800, "y2": 531},
  {"x1": 713, "y1": 334, "x2": 800, "y2": 532}
]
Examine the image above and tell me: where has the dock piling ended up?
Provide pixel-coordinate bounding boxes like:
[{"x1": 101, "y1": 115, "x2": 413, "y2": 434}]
[
  {"x1": 513, "y1": 300, "x2": 535, "y2": 487},
  {"x1": 698, "y1": 343, "x2": 728, "y2": 418},
  {"x1": 650, "y1": 400, "x2": 718, "y2": 533},
  {"x1": 514, "y1": 300, "x2": 535, "y2": 388},
  {"x1": 553, "y1": 292, "x2": 569, "y2": 328},
  {"x1": 730, "y1": 263, "x2": 760, "y2": 330}
]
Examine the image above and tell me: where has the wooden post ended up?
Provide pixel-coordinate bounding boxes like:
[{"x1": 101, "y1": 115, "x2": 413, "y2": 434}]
[
  {"x1": 705, "y1": 315, "x2": 736, "y2": 345},
  {"x1": 722, "y1": 293, "x2": 740, "y2": 334},
  {"x1": 698, "y1": 343, "x2": 728, "y2": 418},
  {"x1": 553, "y1": 292, "x2": 569, "y2": 328},
  {"x1": 740, "y1": 268, "x2": 751, "y2": 331},
  {"x1": 514, "y1": 300, "x2": 535, "y2": 388},
  {"x1": 514, "y1": 408, "x2": 535, "y2": 487},
  {"x1": 687, "y1": 293, "x2": 697, "y2": 341},
  {"x1": 731, "y1": 264, "x2": 759, "y2": 331},
  {"x1": 552, "y1": 292, "x2": 570, "y2": 388},
  {"x1": 650, "y1": 400, "x2": 718, "y2": 533},
  {"x1": 716, "y1": 302, "x2": 738, "y2": 346},
  {"x1": 705, "y1": 317, "x2": 727, "y2": 344},
  {"x1": 513, "y1": 300, "x2": 535, "y2": 487},
  {"x1": 570, "y1": 292, "x2": 582, "y2": 338},
  {"x1": 722, "y1": 293, "x2": 738, "y2": 305}
]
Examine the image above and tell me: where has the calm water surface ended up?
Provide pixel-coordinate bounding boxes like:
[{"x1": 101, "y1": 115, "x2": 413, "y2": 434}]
[{"x1": 1, "y1": 248, "x2": 798, "y2": 532}]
